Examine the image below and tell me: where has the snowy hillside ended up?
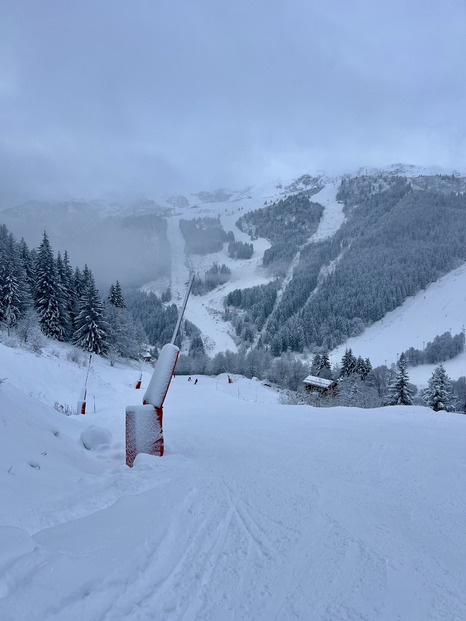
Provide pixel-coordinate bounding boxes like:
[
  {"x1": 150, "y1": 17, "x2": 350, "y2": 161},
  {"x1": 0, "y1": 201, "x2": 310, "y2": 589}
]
[
  {"x1": 2, "y1": 165, "x2": 466, "y2": 373},
  {"x1": 330, "y1": 261, "x2": 466, "y2": 384},
  {"x1": 1, "y1": 340, "x2": 466, "y2": 620},
  {"x1": 143, "y1": 177, "x2": 347, "y2": 356}
]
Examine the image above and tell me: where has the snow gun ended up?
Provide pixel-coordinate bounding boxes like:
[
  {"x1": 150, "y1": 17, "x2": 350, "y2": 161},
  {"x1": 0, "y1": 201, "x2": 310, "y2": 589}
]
[{"x1": 125, "y1": 274, "x2": 195, "y2": 466}]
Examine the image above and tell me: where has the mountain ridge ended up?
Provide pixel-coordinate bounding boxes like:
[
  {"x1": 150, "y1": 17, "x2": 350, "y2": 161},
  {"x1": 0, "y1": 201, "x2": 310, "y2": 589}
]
[{"x1": 2, "y1": 164, "x2": 466, "y2": 374}]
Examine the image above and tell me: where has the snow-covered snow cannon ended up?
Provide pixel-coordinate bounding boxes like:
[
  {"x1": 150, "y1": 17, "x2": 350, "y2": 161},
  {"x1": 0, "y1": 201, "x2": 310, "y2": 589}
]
[
  {"x1": 135, "y1": 373, "x2": 142, "y2": 389},
  {"x1": 125, "y1": 274, "x2": 194, "y2": 467},
  {"x1": 125, "y1": 343, "x2": 179, "y2": 466}
]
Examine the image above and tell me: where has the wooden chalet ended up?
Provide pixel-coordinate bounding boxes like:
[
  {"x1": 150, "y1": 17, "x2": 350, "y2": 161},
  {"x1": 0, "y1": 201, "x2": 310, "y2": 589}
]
[{"x1": 303, "y1": 375, "x2": 337, "y2": 394}]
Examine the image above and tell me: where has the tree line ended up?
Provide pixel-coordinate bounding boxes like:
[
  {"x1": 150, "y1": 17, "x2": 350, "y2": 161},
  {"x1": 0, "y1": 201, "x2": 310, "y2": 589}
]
[
  {"x1": 0, "y1": 224, "x2": 144, "y2": 358},
  {"x1": 228, "y1": 174, "x2": 466, "y2": 355}
]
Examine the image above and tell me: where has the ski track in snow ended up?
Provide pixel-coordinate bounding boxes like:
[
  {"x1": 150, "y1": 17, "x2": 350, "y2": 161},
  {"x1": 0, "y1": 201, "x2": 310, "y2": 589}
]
[
  {"x1": 265, "y1": 182, "x2": 346, "y2": 327},
  {"x1": 309, "y1": 181, "x2": 346, "y2": 243},
  {"x1": 1, "y1": 342, "x2": 465, "y2": 620}
]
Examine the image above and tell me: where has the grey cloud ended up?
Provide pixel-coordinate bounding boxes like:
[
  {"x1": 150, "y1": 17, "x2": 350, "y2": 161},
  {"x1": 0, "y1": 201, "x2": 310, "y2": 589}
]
[{"x1": 1, "y1": 0, "x2": 465, "y2": 207}]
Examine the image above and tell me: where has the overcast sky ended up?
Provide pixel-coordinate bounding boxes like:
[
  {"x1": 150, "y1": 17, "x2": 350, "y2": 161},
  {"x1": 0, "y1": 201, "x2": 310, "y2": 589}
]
[{"x1": 1, "y1": 0, "x2": 465, "y2": 206}]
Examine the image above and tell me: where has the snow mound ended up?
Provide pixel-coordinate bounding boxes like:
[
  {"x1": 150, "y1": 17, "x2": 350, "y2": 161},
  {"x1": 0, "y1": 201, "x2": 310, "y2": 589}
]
[{"x1": 80, "y1": 425, "x2": 112, "y2": 451}]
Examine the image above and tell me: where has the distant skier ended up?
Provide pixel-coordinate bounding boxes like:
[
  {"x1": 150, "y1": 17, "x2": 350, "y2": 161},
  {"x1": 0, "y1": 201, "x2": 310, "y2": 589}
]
[{"x1": 194, "y1": 378, "x2": 198, "y2": 385}]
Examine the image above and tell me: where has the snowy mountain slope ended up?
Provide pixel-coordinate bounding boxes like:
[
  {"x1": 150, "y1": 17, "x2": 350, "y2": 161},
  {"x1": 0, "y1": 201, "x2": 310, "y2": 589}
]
[
  {"x1": 153, "y1": 178, "x2": 347, "y2": 355},
  {"x1": 2, "y1": 165, "x2": 466, "y2": 366},
  {"x1": 330, "y1": 260, "x2": 466, "y2": 383},
  {"x1": 1, "y1": 340, "x2": 465, "y2": 620},
  {"x1": 143, "y1": 186, "x2": 277, "y2": 355}
]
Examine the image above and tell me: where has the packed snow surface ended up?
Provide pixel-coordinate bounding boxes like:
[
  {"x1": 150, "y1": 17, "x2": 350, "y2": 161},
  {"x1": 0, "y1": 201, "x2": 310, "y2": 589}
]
[{"x1": 1, "y1": 341, "x2": 465, "y2": 620}]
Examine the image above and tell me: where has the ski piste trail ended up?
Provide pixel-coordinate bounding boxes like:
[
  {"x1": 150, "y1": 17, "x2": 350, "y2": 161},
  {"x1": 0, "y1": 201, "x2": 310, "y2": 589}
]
[
  {"x1": 262, "y1": 180, "x2": 346, "y2": 330},
  {"x1": 153, "y1": 175, "x2": 466, "y2": 375},
  {"x1": 151, "y1": 180, "x2": 346, "y2": 356},
  {"x1": 1, "y1": 340, "x2": 465, "y2": 620}
]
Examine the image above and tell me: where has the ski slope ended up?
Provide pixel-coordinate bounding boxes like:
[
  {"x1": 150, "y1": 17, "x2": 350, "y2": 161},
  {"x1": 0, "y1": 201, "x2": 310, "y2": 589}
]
[
  {"x1": 146, "y1": 179, "x2": 347, "y2": 355},
  {"x1": 1, "y1": 340, "x2": 465, "y2": 620},
  {"x1": 330, "y1": 260, "x2": 466, "y2": 382}
]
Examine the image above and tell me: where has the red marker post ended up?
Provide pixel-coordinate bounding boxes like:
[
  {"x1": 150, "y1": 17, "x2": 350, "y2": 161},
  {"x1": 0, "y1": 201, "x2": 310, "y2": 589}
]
[{"x1": 77, "y1": 354, "x2": 93, "y2": 415}]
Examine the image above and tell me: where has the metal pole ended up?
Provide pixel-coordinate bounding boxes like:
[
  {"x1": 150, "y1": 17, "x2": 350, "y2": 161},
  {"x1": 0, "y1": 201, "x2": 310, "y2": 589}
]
[
  {"x1": 171, "y1": 273, "x2": 195, "y2": 344},
  {"x1": 84, "y1": 354, "x2": 93, "y2": 391}
]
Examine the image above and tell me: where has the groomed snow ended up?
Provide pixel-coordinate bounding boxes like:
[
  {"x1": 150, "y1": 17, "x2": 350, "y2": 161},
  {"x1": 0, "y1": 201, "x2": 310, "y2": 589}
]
[
  {"x1": 330, "y1": 261, "x2": 466, "y2": 383},
  {"x1": 1, "y1": 340, "x2": 465, "y2": 620}
]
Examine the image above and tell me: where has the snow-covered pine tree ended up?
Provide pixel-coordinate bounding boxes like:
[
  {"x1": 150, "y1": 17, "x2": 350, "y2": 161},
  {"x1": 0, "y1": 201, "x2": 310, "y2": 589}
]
[
  {"x1": 61, "y1": 250, "x2": 79, "y2": 325},
  {"x1": 340, "y1": 348, "x2": 357, "y2": 377},
  {"x1": 386, "y1": 353, "x2": 414, "y2": 405},
  {"x1": 73, "y1": 267, "x2": 85, "y2": 299},
  {"x1": 310, "y1": 353, "x2": 322, "y2": 376},
  {"x1": 320, "y1": 352, "x2": 331, "y2": 372},
  {"x1": 363, "y1": 357, "x2": 373, "y2": 379},
  {"x1": 310, "y1": 351, "x2": 333, "y2": 379},
  {"x1": 0, "y1": 230, "x2": 31, "y2": 332},
  {"x1": 55, "y1": 252, "x2": 73, "y2": 339},
  {"x1": 422, "y1": 364, "x2": 455, "y2": 412},
  {"x1": 34, "y1": 232, "x2": 68, "y2": 340},
  {"x1": 107, "y1": 281, "x2": 126, "y2": 308},
  {"x1": 73, "y1": 273, "x2": 109, "y2": 354},
  {"x1": 18, "y1": 237, "x2": 36, "y2": 294},
  {"x1": 105, "y1": 284, "x2": 145, "y2": 360}
]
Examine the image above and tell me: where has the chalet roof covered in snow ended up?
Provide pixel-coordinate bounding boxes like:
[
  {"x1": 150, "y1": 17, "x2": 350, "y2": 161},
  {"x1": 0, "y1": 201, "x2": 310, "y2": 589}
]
[{"x1": 303, "y1": 375, "x2": 335, "y2": 389}]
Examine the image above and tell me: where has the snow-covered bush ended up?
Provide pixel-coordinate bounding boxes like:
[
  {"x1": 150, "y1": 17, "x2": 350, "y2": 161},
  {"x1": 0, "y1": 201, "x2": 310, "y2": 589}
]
[{"x1": 66, "y1": 348, "x2": 87, "y2": 367}]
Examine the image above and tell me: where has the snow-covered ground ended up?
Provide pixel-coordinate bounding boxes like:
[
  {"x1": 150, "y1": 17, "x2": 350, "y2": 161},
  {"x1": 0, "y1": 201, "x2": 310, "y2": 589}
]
[
  {"x1": 1, "y1": 340, "x2": 466, "y2": 620},
  {"x1": 308, "y1": 181, "x2": 346, "y2": 243},
  {"x1": 330, "y1": 261, "x2": 466, "y2": 384},
  {"x1": 142, "y1": 176, "x2": 466, "y2": 384}
]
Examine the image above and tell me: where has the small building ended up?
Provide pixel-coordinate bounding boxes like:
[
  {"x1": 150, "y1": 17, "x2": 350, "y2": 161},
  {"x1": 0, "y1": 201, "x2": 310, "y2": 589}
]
[{"x1": 303, "y1": 375, "x2": 337, "y2": 394}]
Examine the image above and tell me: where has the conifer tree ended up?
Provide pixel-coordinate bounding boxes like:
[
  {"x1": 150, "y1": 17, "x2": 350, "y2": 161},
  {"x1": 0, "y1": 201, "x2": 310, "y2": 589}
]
[
  {"x1": 34, "y1": 232, "x2": 68, "y2": 340},
  {"x1": 73, "y1": 274, "x2": 109, "y2": 354},
  {"x1": 73, "y1": 266, "x2": 85, "y2": 299},
  {"x1": 105, "y1": 281, "x2": 145, "y2": 360},
  {"x1": 340, "y1": 348, "x2": 357, "y2": 377},
  {"x1": 310, "y1": 353, "x2": 322, "y2": 376},
  {"x1": 386, "y1": 354, "x2": 414, "y2": 405},
  {"x1": 55, "y1": 251, "x2": 73, "y2": 339},
  {"x1": 108, "y1": 281, "x2": 126, "y2": 308},
  {"x1": 320, "y1": 352, "x2": 331, "y2": 372},
  {"x1": 422, "y1": 364, "x2": 455, "y2": 412},
  {"x1": 61, "y1": 250, "x2": 78, "y2": 325},
  {"x1": 18, "y1": 237, "x2": 35, "y2": 293},
  {"x1": 0, "y1": 231, "x2": 30, "y2": 332}
]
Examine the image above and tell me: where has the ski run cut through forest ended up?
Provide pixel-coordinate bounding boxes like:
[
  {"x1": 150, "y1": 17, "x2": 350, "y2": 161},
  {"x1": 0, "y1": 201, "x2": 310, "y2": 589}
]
[{"x1": 0, "y1": 339, "x2": 465, "y2": 621}]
